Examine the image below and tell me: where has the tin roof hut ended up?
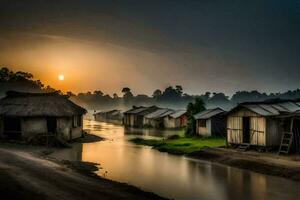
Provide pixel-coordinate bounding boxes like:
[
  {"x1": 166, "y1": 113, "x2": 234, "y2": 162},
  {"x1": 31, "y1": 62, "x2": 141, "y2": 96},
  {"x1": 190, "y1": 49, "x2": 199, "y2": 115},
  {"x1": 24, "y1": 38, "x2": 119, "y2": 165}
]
[
  {"x1": 227, "y1": 99, "x2": 300, "y2": 153},
  {"x1": 144, "y1": 108, "x2": 174, "y2": 128},
  {"x1": 164, "y1": 110, "x2": 188, "y2": 129},
  {"x1": 123, "y1": 106, "x2": 160, "y2": 127},
  {"x1": 0, "y1": 91, "x2": 87, "y2": 141},
  {"x1": 194, "y1": 108, "x2": 226, "y2": 137},
  {"x1": 94, "y1": 109, "x2": 123, "y2": 123}
]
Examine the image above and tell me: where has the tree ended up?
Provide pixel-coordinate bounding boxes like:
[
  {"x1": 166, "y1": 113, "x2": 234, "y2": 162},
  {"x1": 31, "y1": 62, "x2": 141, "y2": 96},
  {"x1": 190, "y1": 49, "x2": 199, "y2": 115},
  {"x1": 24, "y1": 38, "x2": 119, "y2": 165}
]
[
  {"x1": 185, "y1": 97, "x2": 206, "y2": 137},
  {"x1": 113, "y1": 93, "x2": 119, "y2": 99},
  {"x1": 152, "y1": 89, "x2": 162, "y2": 98},
  {"x1": 175, "y1": 85, "x2": 183, "y2": 96},
  {"x1": 122, "y1": 87, "x2": 133, "y2": 98},
  {"x1": 93, "y1": 90, "x2": 104, "y2": 96},
  {"x1": 66, "y1": 91, "x2": 75, "y2": 97},
  {"x1": 122, "y1": 87, "x2": 131, "y2": 94}
]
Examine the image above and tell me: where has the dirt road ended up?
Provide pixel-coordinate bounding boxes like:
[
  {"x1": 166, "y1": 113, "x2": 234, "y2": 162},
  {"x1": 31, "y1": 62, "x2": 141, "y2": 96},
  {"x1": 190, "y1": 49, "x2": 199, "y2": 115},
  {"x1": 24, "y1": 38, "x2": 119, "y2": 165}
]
[{"x1": 0, "y1": 146, "x2": 168, "y2": 200}]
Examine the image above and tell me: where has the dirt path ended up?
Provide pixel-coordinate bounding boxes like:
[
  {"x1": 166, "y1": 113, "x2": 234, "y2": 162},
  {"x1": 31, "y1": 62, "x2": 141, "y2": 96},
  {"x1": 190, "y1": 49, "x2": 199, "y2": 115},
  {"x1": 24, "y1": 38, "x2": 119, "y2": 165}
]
[{"x1": 0, "y1": 146, "x2": 168, "y2": 200}]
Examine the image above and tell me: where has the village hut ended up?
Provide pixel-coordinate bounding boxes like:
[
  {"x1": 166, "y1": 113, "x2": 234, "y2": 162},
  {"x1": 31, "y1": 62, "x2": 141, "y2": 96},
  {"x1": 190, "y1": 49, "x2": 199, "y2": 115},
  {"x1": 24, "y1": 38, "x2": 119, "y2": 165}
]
[
  {"x1": 94, "y1": 109, "x2": 123, "y2": 123},
  {"x1": 227, "y1": 99, "x2": 300, "y2": 153},
  {"x1": 164, "y1": 110, "x2": 188, "y2": 129},
  {"x1": 0, "y1": 91, "x2": 87, "y2": 141},
  {"x1": 144, "y1": 108, "x2": 174, "y2": 128},
  {"x1": 194, "y1": 108, "x2": 226, "y2": 137},
  {"x1": 123, "y1": 106, "x2": 160, "y2": 127}
]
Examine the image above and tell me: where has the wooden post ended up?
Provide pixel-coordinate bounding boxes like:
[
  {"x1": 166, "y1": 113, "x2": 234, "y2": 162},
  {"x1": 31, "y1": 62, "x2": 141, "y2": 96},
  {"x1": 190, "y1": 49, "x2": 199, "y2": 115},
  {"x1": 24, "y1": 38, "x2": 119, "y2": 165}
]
[{"x1": 290, "y1": 118, "x2": 294, "y2": 133}]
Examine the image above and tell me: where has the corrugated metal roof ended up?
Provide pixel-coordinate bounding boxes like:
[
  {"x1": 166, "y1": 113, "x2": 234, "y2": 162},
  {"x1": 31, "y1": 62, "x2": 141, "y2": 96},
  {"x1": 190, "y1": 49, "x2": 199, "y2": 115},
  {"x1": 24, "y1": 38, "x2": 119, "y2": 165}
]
[
  {"x1": 278, "y1": 102, "x2": 300, "y2": 112},
  {"x1": 234, "y1": 100, "x2": 300, "y2": 116},
  {"x1": 194, "y1": 108, "x2": 225, "y2": 119},
  {"x1": 123, "y1": 107, "x2": 147, "y2": 114},
  {"x1": 145, "y1": 108, "x2": 174, "y2": 119},
  {"x1": 169, "y1": 110, "x2": 187, "y2": 118}
]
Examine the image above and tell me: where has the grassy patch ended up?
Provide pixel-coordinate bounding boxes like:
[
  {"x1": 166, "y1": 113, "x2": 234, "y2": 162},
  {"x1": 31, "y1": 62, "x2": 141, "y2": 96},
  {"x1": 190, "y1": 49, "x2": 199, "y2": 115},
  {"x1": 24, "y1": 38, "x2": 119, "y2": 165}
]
[{"x1": 130, "y1": 137, "x2": 225, "y2": 155}]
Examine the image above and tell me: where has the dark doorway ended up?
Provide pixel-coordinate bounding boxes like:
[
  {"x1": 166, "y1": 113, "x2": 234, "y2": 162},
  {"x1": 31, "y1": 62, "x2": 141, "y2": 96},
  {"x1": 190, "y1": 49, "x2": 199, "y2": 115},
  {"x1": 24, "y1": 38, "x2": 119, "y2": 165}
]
[
  {"x1": 47, "y1": 118, "x2": 57, "y2": 134},
  {"x1": 3, "y1": 117, "x2": 22, "y2": 139},
  {"x1": 291, "y1": 119, "x2": 300, "y2": 153},
  {"x1": 243, "y1": 117, "x2": 250, "y2": 143}
]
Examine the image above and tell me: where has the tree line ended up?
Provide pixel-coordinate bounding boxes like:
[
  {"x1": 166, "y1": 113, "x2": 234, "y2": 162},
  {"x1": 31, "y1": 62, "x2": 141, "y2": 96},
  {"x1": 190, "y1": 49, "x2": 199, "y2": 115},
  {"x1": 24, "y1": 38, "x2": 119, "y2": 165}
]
[{"x1": 1, "y1": 67, "x2": 300, "y2": 111}]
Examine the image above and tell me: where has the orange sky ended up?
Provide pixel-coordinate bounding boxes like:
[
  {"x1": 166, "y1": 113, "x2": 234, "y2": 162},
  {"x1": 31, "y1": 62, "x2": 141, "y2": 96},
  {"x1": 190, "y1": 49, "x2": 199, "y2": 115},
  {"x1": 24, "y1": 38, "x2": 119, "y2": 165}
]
[
  {"x1": 0, "y1": 33, "x2": 187, "y2": 95},
  {"x1": 1, "y1": 0, "x2": 299, "y2": 95}
]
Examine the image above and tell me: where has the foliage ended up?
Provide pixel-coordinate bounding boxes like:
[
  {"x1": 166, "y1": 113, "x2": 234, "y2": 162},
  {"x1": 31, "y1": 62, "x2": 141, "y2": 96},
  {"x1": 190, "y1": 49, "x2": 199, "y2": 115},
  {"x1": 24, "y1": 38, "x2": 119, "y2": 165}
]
[
  {"x1": 1, "y1": 67, "x2": 300, "y2": 111},
  {"x1": 0, "y1": 67, "x2": 56, "y2": 96},
  {"x1": 185, "y1": 98, "x2": 206, "y2": 137},
  {"x1": 131, "y1": 137, "x2": 225, "y2": 155}
]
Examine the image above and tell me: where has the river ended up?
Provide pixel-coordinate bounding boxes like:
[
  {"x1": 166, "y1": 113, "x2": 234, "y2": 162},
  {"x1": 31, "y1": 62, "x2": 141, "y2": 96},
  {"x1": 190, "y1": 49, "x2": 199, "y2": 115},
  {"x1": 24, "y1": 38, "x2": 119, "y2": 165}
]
[{"x1": 52, "y1": 120, "x2": 300, "y2": 200}]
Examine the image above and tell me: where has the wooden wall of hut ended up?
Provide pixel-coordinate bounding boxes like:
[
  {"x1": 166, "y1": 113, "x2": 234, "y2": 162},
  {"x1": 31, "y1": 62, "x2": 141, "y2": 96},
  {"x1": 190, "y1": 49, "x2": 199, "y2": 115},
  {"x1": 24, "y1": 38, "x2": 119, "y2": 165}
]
[{"x1": 227, "y1": 108, "x2": 267, "y2": 146}]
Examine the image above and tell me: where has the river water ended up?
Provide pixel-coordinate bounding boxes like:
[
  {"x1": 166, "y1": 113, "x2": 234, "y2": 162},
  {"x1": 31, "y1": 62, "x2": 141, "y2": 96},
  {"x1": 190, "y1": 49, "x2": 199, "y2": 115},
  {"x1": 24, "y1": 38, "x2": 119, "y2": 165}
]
[{"x1": 52, "y1": 120, "x2": 300, "y2": 200}]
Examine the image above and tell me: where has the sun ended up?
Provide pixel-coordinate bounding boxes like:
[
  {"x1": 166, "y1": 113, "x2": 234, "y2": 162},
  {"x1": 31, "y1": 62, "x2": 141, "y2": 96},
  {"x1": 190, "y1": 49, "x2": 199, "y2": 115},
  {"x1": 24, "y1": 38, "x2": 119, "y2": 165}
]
[{"x1": 58, "y1": 74, "x2": 65, "y2": 81}]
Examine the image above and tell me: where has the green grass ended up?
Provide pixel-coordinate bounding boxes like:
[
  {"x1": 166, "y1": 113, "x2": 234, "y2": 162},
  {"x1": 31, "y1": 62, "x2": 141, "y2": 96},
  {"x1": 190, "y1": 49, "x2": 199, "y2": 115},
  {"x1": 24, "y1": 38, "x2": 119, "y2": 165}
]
[{"x1": 130, "y1": 137, "x2": 225, "y2": 155}]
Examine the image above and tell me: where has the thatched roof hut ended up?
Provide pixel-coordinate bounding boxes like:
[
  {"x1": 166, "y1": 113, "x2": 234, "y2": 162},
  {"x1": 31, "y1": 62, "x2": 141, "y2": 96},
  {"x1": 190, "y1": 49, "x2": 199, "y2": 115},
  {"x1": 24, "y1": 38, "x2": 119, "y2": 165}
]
[
  {"x1": 0, "y1": 91, "x2": 86, "y2": 117},
  {"x1": 0, "y1": 91, "x2": 87, "y2": 141}
]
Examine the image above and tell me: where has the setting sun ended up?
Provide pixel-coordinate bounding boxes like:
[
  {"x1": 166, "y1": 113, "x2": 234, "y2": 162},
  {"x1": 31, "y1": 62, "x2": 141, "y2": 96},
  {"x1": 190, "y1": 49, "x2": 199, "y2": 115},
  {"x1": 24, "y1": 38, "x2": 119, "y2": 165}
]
[{"x1": 58, "y1": 74, "x2": 65, "y2": 81}]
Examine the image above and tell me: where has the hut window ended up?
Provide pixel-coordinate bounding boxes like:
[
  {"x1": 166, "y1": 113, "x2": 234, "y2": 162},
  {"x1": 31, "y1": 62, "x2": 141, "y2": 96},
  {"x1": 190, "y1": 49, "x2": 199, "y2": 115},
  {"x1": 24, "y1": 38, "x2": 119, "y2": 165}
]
[
  {"x1": 77, "y1": 115, "x2": 82, "y2": 126},
  {"x1": 199, "y1": 120, "x2": 206, "y2": 128},
  {"x1": 73, "y1": 115, "x2": 82, "y2": 127}
]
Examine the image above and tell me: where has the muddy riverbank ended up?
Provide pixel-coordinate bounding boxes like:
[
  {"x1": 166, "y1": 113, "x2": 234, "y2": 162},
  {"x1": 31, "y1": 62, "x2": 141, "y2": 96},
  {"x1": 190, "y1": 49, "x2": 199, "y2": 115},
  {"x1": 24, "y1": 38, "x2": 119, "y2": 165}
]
[
  {"x1": 0, "y1": 143, "x2": 169, "y2": 200},
  {"x1": 131, "y1": 136, "x2": 300, "y2": 182},
  {"x1": 189, "y1": 148, "x2": 300, "y2": 181}
]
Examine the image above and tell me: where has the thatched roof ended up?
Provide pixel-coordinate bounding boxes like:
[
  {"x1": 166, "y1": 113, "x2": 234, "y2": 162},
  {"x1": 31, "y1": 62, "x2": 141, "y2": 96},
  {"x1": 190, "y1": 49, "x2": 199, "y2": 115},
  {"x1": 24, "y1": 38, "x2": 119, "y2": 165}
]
[{"x1": 0, "y1": 91, "x2": 87, "y2": 117}]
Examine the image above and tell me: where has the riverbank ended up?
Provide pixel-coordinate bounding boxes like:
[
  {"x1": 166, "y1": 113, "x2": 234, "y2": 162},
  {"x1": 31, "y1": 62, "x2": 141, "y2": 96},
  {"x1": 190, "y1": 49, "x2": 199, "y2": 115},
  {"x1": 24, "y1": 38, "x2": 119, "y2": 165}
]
[
  {"x1": 130, "y1": 136, "x2": 225, "y2": 154},
  {"x1": 190, "y1": 148, "x2": 300, "y2": 181},
  {"x1": 0, "y1": 143, "x2": 169, "y2": 200},
  {"x1": 131, "y1": 137, "x2": 300, "y2": 181}
]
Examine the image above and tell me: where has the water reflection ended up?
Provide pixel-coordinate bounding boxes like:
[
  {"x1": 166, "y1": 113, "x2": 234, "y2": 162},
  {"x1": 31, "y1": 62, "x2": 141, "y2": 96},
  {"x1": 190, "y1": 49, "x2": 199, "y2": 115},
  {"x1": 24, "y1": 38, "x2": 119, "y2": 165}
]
[{"x1": 52, "y1": 120, "x2": 300, "y2": 200}]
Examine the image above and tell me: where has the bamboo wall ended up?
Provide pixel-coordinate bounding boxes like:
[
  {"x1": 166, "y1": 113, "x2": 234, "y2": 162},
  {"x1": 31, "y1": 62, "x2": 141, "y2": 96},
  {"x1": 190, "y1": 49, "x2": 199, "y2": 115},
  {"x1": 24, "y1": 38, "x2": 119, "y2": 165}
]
[{"x1": 227, "y1": 108, "x2": 267, "y2": 146}]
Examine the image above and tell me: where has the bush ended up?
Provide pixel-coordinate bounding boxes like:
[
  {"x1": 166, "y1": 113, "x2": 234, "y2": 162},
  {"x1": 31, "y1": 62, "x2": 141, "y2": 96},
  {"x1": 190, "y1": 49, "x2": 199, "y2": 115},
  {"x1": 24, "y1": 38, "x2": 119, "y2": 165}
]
[{"x1": 167, "y1": 134, "x2": 180, "y2": 140}]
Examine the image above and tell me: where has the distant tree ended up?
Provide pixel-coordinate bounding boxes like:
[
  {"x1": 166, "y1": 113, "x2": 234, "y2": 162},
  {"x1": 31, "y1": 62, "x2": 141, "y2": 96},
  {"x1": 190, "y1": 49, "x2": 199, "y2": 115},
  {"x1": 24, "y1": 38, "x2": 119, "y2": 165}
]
[
  {"x1": 122, "y1": 87, "x2": 133, "y2": 98},
  {"x1": 93, "y1": 90, "x2": 104, "y2": 96},
  {"x1": 113, "y1": 93, "x2": 119, "y2": 99},
  {"x1": 44, "y1": 85, "x2": 56, "y2": 93},
  {"x1": 0, "y1": 67, "x2": 11, "y2": 81},
  {"x1": 161, "y1": 86, "x2": 181, "y2": 99},
  {"x1": 122, "y1": 87, "x2": 133, "y2": 107},
  {"x1": 66, "y1": 91, "x2": 75, "y2": 97},
  {"x1": 175, "y1": 85, "x2": 183, "y2": 96},
  {"x1": 0, "y1": 67, "x2": 49, "y2": 95},
  {"x1": 185, "y1": 98, "x2": 206, "y2": 137},
  {"x1": 203, "y1": 92, "x2": 211, "y2": 101},
  {"x1": 152, "y1": 89, "x2": 162, "y2": 98},
  {"x1": 231, "y1": 90, "x2": 267, "y2": 103},
  {"x1": 122, "y1": 87, "x2": 131, "y2": 94}
]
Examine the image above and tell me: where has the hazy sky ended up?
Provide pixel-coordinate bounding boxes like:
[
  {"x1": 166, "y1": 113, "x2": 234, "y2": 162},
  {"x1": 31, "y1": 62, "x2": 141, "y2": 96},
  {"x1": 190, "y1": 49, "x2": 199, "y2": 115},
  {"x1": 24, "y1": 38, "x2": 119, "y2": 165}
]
[{"x1": 0, "y1": 0, "x2": 299, "y2": 95}]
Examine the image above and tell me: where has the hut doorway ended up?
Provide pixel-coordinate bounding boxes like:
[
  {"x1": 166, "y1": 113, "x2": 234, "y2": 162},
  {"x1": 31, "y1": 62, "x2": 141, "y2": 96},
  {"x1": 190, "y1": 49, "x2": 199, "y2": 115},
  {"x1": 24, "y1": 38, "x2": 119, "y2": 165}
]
[
  {"x1": 243, "y1": 117, "x2": 250, "y2": 143},
  {"x1": 47, "y1": 118, "x2": 57, "y2": 134},
  {"x1": 3, "y1": 117, "x2": 22, "y2": 139}
]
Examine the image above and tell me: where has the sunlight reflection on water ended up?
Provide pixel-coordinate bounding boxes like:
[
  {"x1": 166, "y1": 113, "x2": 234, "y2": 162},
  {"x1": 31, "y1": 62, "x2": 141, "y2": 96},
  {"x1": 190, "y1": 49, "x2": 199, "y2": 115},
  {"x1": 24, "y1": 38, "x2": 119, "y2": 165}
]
[{"x1": 52, "y1": 120, "x2": 300, "y2": 200}]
